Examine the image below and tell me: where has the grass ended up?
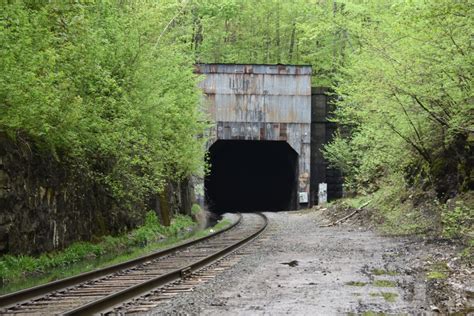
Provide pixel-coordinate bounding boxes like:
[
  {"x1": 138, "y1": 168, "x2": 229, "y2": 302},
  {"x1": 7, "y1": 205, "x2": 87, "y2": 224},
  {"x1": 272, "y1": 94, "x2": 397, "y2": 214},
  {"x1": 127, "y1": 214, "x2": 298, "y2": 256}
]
[
  {"x1": 380, "y1": 292, "x2": 398, "y2": 302},
  {"x1": 347, "y1": 312, "x2": 388, "y2": 316},
  {"x1": 191, "y1": 203, "x2": 201, "y2": 216},
  {"x1": 334, "y1": 180, "x2": 433, "y2": 236},
  {"x1": 192, "y1": 219, "x2": 232, "y2": 239},
  {"x1": 331, "y1": 178, "x2": 473, "y2": 246},
  {"x1": 343, "y1": 195, "x2": 373, "y2": 209},
  {"x1": 426, "y1": 271, "x2": 448, "y2": 279},
  {"x1": 370, "y1": 292, "x2": 398, "y2": 302},
  {"x1": 0, "y1": 212, "x2": 233, "y2": 292},
  {"x1": 0, "y1": 232, "x2": 195, "y2": 294},
  {"x1": 441, "y1": 193, "x2": 474, "y2": 241},
  {"x1": 426, "y1": 262, "x2": 449, "y2": 280},
  {"x1": 346, "y1": 281, "x2": 367, "y2": 286},
  {"x1": 373, "y1": 279, "x2": 397, "y2": 287},
  {"x1": 371, "y1": 268, "x2": 398, "y2": 276},
  {"x1": 460, "y1": 239, "x2": 473, "y2": 265}
]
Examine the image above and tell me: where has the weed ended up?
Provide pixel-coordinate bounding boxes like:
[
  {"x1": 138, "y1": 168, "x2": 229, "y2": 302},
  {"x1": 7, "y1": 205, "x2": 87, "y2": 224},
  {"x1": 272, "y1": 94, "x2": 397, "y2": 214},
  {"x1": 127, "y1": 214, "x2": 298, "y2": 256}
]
[
  {"x1": 193, "y1": 219, "x2": 232, "y2": 239},
  {"x1": 441, "y1": 200, "x2": 473, "y2": 239},
  {"x1": 362, "y1": 312, "x2": 387, "y2": 316},
  {"x1": 191, "y1": 203, "x2": 201, "y2": 215},
  {"x1": 459, "y1": 240, "x2": 473, "y2": 264},
  {"x1": 426, "y1": 271, "x2": 447, "y2": 279},
  {"x1": 380, "y1": 292, "x2": 398, "y2": 302},
  {"x1": 349, "y1": 311, "x2": 387, "y2": 316},
  {"x1": 211, "y1": 219, "x2": 231, "y2": 231},
  {"x1": 343, "y1": 195, "x2": 372, "y2": 209},
  {"x1": 426, "y1": 262, "x2": 449, "y2": 280},
  {"x1": 373, "y1": 279, "x2": 396, "y2": 287},
  {"x1": 0, "y1": 211, "x2": 195, "y2": 285},
  {"x1": 346, "y1": 281, "x2": 367, "y2": 286},
  {"x1": 370, "y1": 292, "x2": 398, "y2": 302},
  {"x1": 0, "y1": 213, "x2": 233, "y2": 294},
  {"x1": 371, "y1": 268, "x2": 398, "y2": 276}
]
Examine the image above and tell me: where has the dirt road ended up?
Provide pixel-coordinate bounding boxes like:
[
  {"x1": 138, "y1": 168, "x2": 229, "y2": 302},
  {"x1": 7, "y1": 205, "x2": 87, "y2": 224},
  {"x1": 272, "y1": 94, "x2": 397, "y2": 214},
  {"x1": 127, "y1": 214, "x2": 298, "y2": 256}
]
[{"x1": 153, "y1": 210, "x2": 472, "y2": 315}]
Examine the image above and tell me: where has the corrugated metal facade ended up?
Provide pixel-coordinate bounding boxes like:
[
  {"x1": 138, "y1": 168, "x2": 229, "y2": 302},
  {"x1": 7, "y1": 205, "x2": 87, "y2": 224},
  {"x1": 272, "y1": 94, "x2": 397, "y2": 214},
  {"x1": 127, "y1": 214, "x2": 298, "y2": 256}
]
[{"x1": 196, "y1": 64, "x2": 312, "y2": 206}]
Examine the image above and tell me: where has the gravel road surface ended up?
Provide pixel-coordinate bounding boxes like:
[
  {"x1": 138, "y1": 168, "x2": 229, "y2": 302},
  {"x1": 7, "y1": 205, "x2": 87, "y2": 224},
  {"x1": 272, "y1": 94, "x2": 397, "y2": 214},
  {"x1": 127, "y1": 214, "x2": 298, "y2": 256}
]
[{"x1": 149, "y1": 210, "x2": 471, "y2": 315}]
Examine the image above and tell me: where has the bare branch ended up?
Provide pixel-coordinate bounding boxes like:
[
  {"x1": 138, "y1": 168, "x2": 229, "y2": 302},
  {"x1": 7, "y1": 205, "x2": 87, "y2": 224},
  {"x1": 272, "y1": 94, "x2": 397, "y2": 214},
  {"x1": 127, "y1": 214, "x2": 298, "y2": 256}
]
[
  {"x1": 385, "y1": 121, "x2": 432, "y2": 164},
  {"x1": 154, "y1": 0, "x2": 189, "y2": 49}
]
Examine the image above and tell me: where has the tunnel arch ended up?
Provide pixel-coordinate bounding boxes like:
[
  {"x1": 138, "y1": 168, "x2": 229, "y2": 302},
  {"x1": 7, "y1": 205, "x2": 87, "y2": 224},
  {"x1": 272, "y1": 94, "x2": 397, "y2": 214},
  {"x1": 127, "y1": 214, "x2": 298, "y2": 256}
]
[{"x1": 205, "y1": 140, "x2": 298, "y2": 214}]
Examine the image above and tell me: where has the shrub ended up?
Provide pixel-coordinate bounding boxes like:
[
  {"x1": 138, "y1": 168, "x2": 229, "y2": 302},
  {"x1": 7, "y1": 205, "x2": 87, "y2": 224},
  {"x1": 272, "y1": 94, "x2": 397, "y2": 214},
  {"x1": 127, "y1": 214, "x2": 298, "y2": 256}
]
[
  {"x1": 442, "y1": 201, "x2": 473, "y2": 240},
  {"x1": 191, "y1": 204, "x2": 202, "y2": 216}
]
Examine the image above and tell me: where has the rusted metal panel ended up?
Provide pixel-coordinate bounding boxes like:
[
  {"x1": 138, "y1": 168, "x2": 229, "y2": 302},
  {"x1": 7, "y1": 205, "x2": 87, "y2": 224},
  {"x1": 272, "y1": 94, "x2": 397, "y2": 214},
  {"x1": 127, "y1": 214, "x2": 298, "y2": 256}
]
[
  {"x1": 198, "y1": 73, "x2": 311, "y2": 96},
  {"x1": 213, "y1": 122, "x2": 311, "y2": 153},
  {"x1": 207, "y1": 94, "x2": 311, "y2": 123},
  {"x1": 198, "y1": 63, "x2": 312, "y2": 206},
  {"x1": 196, "y1": 64, "x2": 312, "y2": 76}
]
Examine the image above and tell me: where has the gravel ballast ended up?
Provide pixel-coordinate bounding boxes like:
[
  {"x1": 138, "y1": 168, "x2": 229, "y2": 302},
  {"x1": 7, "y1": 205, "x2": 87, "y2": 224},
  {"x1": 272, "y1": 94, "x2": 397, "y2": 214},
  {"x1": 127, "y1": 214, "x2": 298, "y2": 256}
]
[{"x1": 148, "y1": 210, "x2": 471, "y2": 315}]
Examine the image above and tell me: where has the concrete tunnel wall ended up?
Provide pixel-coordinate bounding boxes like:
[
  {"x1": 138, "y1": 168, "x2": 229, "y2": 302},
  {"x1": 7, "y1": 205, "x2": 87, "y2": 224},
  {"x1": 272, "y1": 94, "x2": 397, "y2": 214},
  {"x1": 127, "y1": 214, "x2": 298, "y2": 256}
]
[{"x1": 196, "y1": 64, "x2": 312, "y2": 213}]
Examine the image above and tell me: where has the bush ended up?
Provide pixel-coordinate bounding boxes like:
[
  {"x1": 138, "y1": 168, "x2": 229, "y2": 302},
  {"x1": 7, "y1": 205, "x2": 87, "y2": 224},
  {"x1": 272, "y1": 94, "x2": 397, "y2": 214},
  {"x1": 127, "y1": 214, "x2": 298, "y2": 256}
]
[
  {"x1": 442, "y1": 201, "x2": 473, "y2": 240},
  {"x1": 0, "y1": 2, "x2": 207, "y2": 207},
  {"x1": 191, "y1": 204, "x2": 202, "y2": 216}
]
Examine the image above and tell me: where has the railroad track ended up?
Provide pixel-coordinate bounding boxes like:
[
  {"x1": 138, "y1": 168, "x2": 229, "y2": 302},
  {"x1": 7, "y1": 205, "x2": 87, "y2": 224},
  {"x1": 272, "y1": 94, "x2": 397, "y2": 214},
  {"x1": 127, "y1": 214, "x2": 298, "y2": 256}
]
[{"x1": 0, "y1": 213, "x2": 267, "y2": 315}]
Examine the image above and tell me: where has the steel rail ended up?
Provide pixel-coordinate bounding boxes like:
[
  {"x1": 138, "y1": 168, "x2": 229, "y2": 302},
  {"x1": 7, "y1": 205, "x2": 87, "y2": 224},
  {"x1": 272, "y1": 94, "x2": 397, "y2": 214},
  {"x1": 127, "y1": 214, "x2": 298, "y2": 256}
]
[
  {"x1": 63, "y1": 213, "x2": 267, "y2": 316},
  {"x1": 0, "y1": 214, "x2": 242, "y2": 309}
]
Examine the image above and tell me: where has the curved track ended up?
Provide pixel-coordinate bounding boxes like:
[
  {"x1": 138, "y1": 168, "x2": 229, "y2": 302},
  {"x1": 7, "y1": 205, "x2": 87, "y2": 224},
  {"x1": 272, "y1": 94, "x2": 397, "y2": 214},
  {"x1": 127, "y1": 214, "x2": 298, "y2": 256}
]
[{"x1": 0, "y1": 213, "x2": 267, "y2": 315}]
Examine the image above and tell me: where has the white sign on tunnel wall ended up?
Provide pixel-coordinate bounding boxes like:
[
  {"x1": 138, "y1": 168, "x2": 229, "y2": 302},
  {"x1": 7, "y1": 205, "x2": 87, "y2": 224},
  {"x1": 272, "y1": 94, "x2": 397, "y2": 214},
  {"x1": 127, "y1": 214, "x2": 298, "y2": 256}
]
[
  {"x1": 318, "y1": 183, "x2": 328, "y2": 204},
  {"x1": 299, "y1": 192, "x2": 308, "y2": 203}
]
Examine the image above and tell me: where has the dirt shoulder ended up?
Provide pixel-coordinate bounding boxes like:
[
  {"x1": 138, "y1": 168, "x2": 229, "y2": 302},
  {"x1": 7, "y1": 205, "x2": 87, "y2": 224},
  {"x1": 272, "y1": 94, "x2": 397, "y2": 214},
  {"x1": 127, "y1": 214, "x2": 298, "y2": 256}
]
[
  {"x1": 151, "y1": 210, "x2": 473, "y2": 315},
  {"x1": 319, "y1": 203, "x2": 473, "y2": 315}
]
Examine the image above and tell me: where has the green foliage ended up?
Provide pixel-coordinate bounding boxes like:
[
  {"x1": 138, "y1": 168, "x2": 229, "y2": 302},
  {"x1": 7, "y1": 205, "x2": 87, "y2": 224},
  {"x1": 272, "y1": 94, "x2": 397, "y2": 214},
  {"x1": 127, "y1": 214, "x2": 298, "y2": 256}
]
[
  {"x1": 0, "y1": 212, "x2": 194, "y2": 284},
  {"x1": 346, "y1": 281, "x2": 367, "y2": 286},
  {"x1": 459, "y1": 239, "x2": 473, "y2": 264},
  {"x1": 442, "y1": 201, "x2": 473, "y2": 239},
  {"x1": 184, "y1": 0, "x2": 345, "y2": 86},
  {"x1": 323, "y1": 1, "x2": 472, "y2": 198},
  {"x1": 0, "y1": 2, "x2": 207, "y2": 206},
  {"x1": 333, "y1": 174, "x2": 446, "y2": 237},
  {"x1": 169, "y1": 214, "x2": 195, "y2": 233},
  {"x1": 1, "y1": 0, "x2": 471, "y2": 257},
  {"x1": 192, "y1": 218, "x2": 232, "y2": 239},
  {"x1": 426, "y1": 262, "x2": 449, "y2": 280},
  {"x1": 191, "y1": 203, "x2": 202, "y2": 215},
  {"x1": 370, "y1": 292, "x2": 398, "y2": 303},
  {"x1": 373, "y1": 280, "x2": 396, "y2": 288},
  {"x1": 366, "y1": 175, "x2": 432, "y2": 235},
  {"x1": 426, "y1": 271, "x2": 448, "y2": 280},
  {"x1": 320, "y1": 1, "x2": 472, "y2": 241},
  {"x1": 130, "y1": 212, "x2": 194, "y2": 246},
  {"x1": 371, "y1": 269, "x2": 398, "y2": 276}
]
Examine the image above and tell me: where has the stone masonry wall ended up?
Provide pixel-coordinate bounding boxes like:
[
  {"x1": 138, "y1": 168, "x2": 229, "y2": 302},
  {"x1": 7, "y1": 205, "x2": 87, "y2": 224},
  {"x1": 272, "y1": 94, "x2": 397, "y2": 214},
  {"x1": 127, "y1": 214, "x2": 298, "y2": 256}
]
[{"x1": 0, "y1": 133, "x2": 193, "y2": 256}]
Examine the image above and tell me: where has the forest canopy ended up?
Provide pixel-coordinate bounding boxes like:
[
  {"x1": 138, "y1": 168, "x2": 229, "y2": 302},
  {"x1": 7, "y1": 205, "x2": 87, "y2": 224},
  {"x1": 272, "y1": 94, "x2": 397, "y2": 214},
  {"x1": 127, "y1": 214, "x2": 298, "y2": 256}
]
[
  {"x1": 1, "y1": 0, "x2": 472, "y2": 207},
  {"x1": 185, "y1": 0, "x2": 472, "y2": 198},
  {"x1": 0, "y1": 2, "x2": 208, "y2": 205}
]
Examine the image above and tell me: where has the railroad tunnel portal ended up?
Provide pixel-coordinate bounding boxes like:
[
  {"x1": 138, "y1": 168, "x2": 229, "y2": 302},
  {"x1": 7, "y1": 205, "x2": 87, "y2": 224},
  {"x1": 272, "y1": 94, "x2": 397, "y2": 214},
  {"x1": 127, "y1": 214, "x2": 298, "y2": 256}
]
[
  {"x1": 196, "y1": 64, "x2": 312, "y2": 212},
  {"x1": 205, "y1": 140, "x2": 298, "y2": 213}
]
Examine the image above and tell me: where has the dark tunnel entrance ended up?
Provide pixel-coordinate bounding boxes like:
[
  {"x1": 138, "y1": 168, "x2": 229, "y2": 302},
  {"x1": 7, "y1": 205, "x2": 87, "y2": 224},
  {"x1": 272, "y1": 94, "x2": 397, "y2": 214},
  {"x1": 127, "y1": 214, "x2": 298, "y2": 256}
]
[{"x1": 205, "y1": 140, "x2": 298, "y2": 214}]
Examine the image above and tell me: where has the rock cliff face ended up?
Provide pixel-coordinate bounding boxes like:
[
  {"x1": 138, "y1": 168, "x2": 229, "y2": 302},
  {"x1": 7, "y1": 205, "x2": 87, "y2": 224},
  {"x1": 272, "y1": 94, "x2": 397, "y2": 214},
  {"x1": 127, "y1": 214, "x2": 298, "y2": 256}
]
[{"x1": 0, "y1": 134, "x2": 193, "y2": 255}]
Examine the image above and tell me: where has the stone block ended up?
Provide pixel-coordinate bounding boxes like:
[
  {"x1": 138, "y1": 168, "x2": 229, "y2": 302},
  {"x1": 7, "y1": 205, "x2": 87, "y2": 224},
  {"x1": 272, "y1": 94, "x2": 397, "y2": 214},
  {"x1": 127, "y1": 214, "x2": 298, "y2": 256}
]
[{"x1": 0, "y1": 169, "x2": 9, "y2": 184}]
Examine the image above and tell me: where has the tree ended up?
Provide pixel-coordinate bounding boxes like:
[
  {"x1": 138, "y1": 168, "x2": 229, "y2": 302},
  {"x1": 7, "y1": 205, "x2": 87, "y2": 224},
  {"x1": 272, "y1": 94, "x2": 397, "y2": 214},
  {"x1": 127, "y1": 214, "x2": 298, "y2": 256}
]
[
  {"x1": 323, "y1": 0, "x2": 473, "y2": 197},
  {"x1": 0, "y1": 1, "x2": 208, "y2": 206}
]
